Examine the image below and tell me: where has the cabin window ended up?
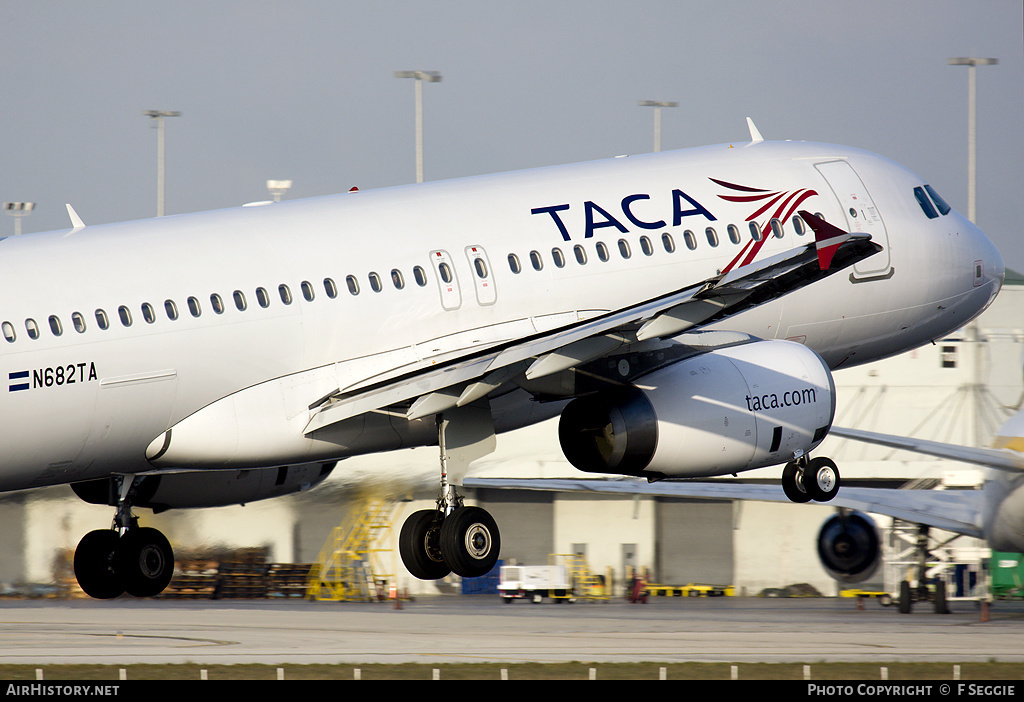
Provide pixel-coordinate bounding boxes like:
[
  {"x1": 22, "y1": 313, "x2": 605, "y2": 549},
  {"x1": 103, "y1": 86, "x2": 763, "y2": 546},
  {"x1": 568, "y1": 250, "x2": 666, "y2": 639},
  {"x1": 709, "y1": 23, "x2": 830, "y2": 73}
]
[
  {"x1": 301, "y1": 281, "x2": 315, "y2": 301},
  {"x1": 662, "y1": 233, "x2": 676, "y2": 253},
  {"x1": 25, "y1": 318, "x2": 39, "y2": 339},
  {"x1": 683, "y1": 230, "x2": 697, "y2": 250},
  {"x1": 164, "y1": 300, "x2": 179, "y2": 320},
  {"x1": 279, "y1": 285, "x2": 292, "y2": 305},
  {"x1": 727, "y1": 224, "x2": 741, "y2": 244},
  {"x1": 749, "y1": 221, "x2": 763, "y2": 241},
  {"x1": 551, "y1": 247, "x2": 566, "y2": 268},
  {"x1": 530, "y1": 250, "x2": 544, "y2": 271},
  {"x1": 573, "y1": 244, "x2": 587, "y2": 265},
  {"x1": 48, "y1": 315, "x2": 62, "y2": 336},
  {"x1": 117, "y1": 306, "x2": 132, "y2": 327},
  {"x1": 639, "y1": 236, "x2": 654, "y2": 256},
  {"x1": 770, "y1": 218, "x2": 784, "y2": 239},
  {"x1": 792, "y1": 216, "x2": 806, "y2": 236},
  {"x1": 141, "y1": 303, "x2": 156, "y2": 323},
  {"x1": 346, "y1": 275, "x2": 360, "y2": 295},
  {"x1": 324, "y1": 278, "x2": 339, "y2": 298},
  {"x1": 233, "y1": 291, "x2": 247, "y2": 311},
  {"x1": 256, "y1": 287, "x2": 270, "y2": 308},
  {"x1": 617, "y1": 239, "x2": 631, "y2": 259},
  {"x1": 211, "y1": 294, "x2": 225, "y2": 314},
  {"x1": 72, "y1": 312, "x2": 86, "y2": 333},
  {"x1": 391, "y1": 269, "x2": 405, "y2": 289},
  {"x1": 368, "y1": 272, "x2": 383, "y2": 292},
  {"x1": 473, "y1": 258, "x2": 488, "y2": 279},
  {"x1": 413, "y1": 266, "x2": 428, "y2": 286},
  {"x1": 2, "y1": 321, "x2": 14, "y2": 343},
  {"x1": 507, "y1": 254, "x2": 521, "y2": 274},
  {"x1": 95, "y1": 309, "x2": 110, "y2": 330},
  {"x1": 187, "y1": 297, "x2": 202, "y2": 317},
  {"x1": 705, "y1": 227, "x2": 719, "y2": 247}
]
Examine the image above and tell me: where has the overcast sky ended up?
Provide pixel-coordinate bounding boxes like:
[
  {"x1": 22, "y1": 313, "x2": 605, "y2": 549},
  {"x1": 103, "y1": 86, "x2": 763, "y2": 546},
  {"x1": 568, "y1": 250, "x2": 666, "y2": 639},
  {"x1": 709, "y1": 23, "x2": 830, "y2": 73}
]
[{"x1": 2, "y1": 1, "x2": 1021, "y2": 271}]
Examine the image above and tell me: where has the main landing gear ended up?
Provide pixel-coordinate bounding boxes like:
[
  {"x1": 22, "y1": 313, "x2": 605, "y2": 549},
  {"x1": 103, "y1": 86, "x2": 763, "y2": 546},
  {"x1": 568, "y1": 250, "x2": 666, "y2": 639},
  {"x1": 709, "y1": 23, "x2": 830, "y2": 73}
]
[
  {"x1": 781, "y1": 455, "x2": 840, "y2": 503},
  {"x1": 73, "y1": 476, "x2": 175, "y2": 599},
  {"x1": 399, "y1": 416, "x2": 500, "y2": 580}
]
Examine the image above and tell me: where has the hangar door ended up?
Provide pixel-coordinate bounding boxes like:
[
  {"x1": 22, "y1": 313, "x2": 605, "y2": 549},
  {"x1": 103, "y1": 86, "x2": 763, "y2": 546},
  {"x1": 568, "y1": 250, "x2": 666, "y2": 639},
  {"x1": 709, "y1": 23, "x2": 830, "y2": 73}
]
[{"x1": 656, "y1": 499, "x2": 734, "y2": 586}]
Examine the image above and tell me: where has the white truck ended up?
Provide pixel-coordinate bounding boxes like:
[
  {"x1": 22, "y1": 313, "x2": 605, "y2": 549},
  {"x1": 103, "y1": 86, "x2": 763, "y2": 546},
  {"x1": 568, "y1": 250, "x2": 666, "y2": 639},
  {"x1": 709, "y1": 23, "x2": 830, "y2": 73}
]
[{"x1": 498, "y1": 565, "x2": 573, "y2": 603}]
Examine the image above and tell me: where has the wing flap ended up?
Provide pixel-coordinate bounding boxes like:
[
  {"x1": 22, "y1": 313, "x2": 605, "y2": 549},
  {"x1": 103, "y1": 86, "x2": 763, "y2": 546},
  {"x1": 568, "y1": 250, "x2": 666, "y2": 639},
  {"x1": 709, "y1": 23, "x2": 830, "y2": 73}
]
[{"x1": 305, "y1": 231, "x2": 880, "y2": 436}]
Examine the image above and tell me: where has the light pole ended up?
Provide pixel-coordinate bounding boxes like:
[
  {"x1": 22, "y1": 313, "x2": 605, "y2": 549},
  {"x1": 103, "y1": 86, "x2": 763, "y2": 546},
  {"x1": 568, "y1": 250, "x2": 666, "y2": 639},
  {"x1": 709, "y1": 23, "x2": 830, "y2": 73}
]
[
  {"x1": 947, "y1": 58, "x2": 997, "y2": 223},
  {"x1": 3, "y1": 202, "x2": 34, "y2": 236},
  {"x1": 267, "y1": 180, "x2": 293, "y2": 202},
  {"x1": 638, "y1": 100, "x2": 677, "y2": 152},
  {"x1": 395, "y1": 71, "x2": 441, "y2": 183},
  {"x1": 143, "y1": 110, "x2": 181, "y2": 216}
]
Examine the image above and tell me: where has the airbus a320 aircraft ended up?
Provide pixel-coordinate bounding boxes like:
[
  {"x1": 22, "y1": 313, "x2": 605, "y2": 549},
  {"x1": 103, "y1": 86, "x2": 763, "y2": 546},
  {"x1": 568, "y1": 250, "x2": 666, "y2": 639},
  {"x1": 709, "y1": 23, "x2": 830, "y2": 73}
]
[{"x1": 0, "y1": 121, "x2": 1003, "y2": 598}]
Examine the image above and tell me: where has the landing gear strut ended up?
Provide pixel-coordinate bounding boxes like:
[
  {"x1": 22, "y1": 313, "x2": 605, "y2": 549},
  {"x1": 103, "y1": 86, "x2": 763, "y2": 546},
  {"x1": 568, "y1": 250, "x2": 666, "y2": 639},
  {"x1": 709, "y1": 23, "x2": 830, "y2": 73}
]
[
  {"x1": 73, "y1": 476, "x2": 175, "y2": 599},
  {"x1": 399, "y1": 414, "x2": 501, "y2": 580},
  {"x1": 782, "y1": 455, "x2": 840, "y2": 503}
]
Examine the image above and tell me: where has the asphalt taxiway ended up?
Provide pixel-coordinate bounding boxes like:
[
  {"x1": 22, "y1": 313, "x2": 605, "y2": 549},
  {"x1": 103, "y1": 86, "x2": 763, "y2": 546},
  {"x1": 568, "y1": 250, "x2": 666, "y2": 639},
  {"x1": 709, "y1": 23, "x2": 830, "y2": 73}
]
[{"x1": 0, "y1": 595, "x2": 1022, "y2": 666}]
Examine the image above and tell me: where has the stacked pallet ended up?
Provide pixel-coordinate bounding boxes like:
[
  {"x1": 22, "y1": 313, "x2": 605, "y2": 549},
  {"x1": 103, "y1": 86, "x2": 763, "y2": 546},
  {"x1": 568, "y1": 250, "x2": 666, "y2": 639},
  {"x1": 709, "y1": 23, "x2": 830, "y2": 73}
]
[{"x1": 159, "y1": 548, "x2": 312, "y2": 599}]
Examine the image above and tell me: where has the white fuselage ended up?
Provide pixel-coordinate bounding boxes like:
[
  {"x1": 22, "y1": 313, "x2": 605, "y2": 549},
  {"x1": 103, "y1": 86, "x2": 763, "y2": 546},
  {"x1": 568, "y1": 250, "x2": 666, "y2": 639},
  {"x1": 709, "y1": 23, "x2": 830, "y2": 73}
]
[{"x1": 0, "y1": 141, "x2": 1004, "y2": 491}]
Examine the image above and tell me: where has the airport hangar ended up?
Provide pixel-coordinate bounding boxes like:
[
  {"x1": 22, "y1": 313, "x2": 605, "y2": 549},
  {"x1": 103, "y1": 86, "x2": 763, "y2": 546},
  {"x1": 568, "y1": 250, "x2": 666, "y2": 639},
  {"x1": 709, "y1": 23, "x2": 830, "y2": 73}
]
[{"x1": 0, "y1": 274, "x2": 1020, "y2": 599}]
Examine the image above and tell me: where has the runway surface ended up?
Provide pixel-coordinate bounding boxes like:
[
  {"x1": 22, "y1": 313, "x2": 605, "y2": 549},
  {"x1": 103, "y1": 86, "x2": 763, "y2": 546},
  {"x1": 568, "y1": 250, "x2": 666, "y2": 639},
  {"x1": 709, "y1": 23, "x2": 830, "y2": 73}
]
[{"x1": 0, "y1": 595, "x2": 1022, "y2": 666}]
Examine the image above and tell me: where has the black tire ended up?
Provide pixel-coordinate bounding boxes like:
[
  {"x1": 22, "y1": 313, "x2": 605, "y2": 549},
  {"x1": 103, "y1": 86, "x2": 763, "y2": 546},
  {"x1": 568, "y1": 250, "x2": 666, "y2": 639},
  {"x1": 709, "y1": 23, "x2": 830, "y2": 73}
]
[
  {"x1": 899, "y1": 580, "x2": 912, "y2": 614},
  {"x1": 399, "y1": 510, "x2": 451, "y2": 580},
  {"x1": 74, "y1": 530, "x2": 125, "y2": 600},
  {"x1": 806, "y1": 457, "x2": 840, "y2": 502},
  {"x1": 934, "y1": 582, "x2": 949, "y2": 614},
  {"x1": 781, "y1": 462, "x2": 812, "y2": 503},
  {"x1": 439, "y1": 506, "x2": 500, "y2": 578},
  {"x1": 117, "y1": 527, "x2": 174, "y2": 598}
]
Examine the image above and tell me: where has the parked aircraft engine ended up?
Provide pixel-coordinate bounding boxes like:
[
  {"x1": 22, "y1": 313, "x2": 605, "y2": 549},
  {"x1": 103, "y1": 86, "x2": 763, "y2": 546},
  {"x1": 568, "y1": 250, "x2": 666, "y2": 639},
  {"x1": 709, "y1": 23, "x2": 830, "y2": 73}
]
[
  {"x1": 71, "y1": 462, "x2": 335, "y2": 512},
  {"x1": 816, "y1": 510, "x2": 882, "y2": 583},
  {"x1": 558, "y1": 340, "x2": 835, "y2": 479}
]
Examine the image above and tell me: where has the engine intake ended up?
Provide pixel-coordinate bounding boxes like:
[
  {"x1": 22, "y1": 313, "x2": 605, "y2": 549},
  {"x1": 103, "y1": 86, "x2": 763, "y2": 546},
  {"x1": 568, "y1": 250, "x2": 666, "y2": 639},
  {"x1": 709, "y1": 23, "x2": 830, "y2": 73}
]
[{"x1": 816, "y1": 510, "x2": 881, "y2": 583}]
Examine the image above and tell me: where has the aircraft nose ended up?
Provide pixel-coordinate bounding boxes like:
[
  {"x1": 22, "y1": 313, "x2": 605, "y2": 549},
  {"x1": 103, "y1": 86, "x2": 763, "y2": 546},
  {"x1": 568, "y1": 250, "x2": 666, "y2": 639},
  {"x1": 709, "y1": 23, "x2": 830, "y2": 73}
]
[{"x1": 975, "y1": 220, "x2": 1004, "y2": 292}]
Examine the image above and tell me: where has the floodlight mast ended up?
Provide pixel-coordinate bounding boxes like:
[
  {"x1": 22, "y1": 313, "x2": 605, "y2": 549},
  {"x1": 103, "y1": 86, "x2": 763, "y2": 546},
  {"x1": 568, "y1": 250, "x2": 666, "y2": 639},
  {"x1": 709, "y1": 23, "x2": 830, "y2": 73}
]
[
  {"x1": 395, "y1": 71, "x2": 442, "y2": 183},
  {"x1": 947, "y1": 58, "x2": 997, "y2": 224},
  {"x1": 143, "y1": 110, "x2": 182, "y2": 217},
  {"x1": 3, "y1": 202, "x2": 35, "y2": 236},
  {"x1": 638, "y1": 100, "x2": 677, "y2": 153}
]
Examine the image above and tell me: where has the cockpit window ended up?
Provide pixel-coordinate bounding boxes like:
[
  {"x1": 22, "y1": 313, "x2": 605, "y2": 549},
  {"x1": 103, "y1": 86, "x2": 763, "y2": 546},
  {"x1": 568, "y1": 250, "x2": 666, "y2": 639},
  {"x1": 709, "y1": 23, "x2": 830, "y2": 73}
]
[
  {"x1": 924, "y1": 185, "x2": 951, "y2": 216},
  {"x1": 914, "y1": 186, "x2": 938, "y2": 219}
]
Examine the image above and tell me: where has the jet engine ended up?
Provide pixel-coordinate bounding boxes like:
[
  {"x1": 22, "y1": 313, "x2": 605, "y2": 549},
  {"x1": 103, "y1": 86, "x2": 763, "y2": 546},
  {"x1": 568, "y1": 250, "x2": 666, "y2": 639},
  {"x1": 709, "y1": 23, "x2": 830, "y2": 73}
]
[
  {"x1": 71, "y1": 462, "x2": 335, "y2": 512},
  {"x1": 816, "y1": 510, "x2": 881, "y2": 583},
  {"x1": 558, "y1": 339, "x2": 835, "y2": 479}
]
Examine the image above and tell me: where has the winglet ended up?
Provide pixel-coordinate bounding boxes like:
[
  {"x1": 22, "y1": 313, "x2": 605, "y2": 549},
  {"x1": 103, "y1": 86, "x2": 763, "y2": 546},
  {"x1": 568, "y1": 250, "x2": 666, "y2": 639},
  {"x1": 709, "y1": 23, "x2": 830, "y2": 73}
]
[
  {"x1": 746, "y1": 117, "x2": 764, "y2": 144},
  {"x1": 799, "y1": 210, "x2": 850, "y2": 270},
  {"x1": 66, "y1": 204, "x2": 86, "y2": 231}
]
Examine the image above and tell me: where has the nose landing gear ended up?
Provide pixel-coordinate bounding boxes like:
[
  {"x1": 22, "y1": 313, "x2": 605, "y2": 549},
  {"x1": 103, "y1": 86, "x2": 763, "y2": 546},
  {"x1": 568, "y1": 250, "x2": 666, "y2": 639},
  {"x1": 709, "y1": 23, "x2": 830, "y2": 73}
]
[{"x1": 782, "y1": 455, "x2": 841, "y2": 503}]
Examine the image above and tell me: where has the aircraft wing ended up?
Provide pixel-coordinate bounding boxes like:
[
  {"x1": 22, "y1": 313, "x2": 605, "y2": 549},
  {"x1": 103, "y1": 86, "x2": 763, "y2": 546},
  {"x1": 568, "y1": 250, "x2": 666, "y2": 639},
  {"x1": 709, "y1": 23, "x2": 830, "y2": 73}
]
[
  {"x1": 829, "y1": 426, "x2": 1024, "y2": 474},
  {"x1": 463, "y1": 476, "x2": 986, "y2": 539},
  {"x1": 305, "y1": 220, "x2": 879, "y2": 434}
]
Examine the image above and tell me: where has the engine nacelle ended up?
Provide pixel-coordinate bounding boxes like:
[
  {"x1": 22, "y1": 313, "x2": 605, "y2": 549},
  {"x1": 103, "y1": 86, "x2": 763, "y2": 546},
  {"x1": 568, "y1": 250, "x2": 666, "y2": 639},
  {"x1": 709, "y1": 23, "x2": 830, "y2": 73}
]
[
  {"x1": 816, "y1": 510, "x2": 882, "y2": 583},
  {"x1": 558, "y1": 339, "x2": 835, "y2": 478},
  {"x1": 71, "y1": 462, "x2": 335, "y2": 512}
]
